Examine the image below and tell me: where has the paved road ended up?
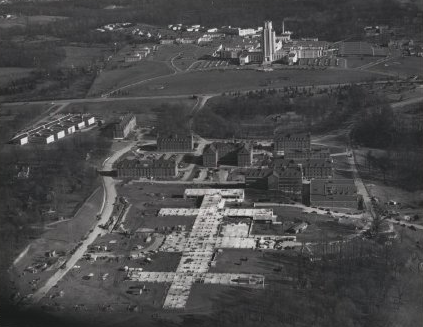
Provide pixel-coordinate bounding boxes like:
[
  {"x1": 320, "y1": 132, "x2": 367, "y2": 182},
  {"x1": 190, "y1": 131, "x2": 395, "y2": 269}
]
[
  {"x1": 3, "y1": 80, "x2": 421, "y2": 108},
  {"x1": 349, "y1": 152, "x2": 374, "y2": 221},
  {"x1": 386, "y1": 218, "x2": 423, "y2": 230},
  {"x1": 31, "y1": 142, "x2": 135, "y2": 303},
  {"x1": 391, "y1": 95, "x2": 423, "y2": 109}
]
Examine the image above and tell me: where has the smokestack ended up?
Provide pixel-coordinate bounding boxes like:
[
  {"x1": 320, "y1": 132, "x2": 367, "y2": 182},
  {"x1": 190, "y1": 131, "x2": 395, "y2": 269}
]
[{"x1": 282, "y1": 20, "x2": 285, "y2": 34}]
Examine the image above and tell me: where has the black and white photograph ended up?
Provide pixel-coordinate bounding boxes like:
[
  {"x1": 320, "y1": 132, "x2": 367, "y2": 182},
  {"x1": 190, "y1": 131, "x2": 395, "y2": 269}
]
[{"x1": 0, "y1": 1, "x2": 422, "y2": 326}]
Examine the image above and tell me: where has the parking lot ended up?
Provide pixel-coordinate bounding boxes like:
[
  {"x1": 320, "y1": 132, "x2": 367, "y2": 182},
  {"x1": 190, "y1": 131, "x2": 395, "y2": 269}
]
[
  {"x1": 188, "y1": 60, "x2": 229, "y2": 70},
  {"x1": 298, "y1": 57, "x2": 339, "y2": 67}
]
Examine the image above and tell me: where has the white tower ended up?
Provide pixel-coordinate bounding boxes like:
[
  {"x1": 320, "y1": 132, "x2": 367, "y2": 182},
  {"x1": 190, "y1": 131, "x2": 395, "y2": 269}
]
[{"x1": 262, "y1": 21, "x2": 275, "y2": 63}]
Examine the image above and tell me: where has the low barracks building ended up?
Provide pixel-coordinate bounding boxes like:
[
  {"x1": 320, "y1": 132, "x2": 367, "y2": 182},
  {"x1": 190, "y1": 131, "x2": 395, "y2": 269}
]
[
  {"x1": 113, "y1": 114, "x2": 137, "y2": 139},
  {"x1": 157, "y1": 133, "x2": 193, "y2": 152},
  {"x1": 116, "y1": 156, "x2": 177, "y2": 179}
]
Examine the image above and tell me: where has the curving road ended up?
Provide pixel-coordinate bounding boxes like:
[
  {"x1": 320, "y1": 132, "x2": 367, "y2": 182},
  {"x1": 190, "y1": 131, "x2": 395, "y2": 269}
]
[{"x1": 31, "y1": 142, "x2": 135, "y2": 303}]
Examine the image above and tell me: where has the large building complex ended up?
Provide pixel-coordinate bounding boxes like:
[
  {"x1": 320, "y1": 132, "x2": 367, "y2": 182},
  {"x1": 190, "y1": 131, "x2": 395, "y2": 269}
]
[
  {"x1": 115, "y1": 156, "x2": 177, "y2": 179},
  {"x1": 157, "y1": 133, "x2": 193, "y2": 152},
  {"x1": 113, "y1": 114, "x2": 137, "y2": 139},
  {"x1": 218, "y1": 20, "x2": 329, "y2": 65}
]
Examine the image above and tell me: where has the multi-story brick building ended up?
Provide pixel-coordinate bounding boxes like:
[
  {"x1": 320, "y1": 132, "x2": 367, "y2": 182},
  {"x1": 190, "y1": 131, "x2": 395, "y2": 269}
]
[
  {"x1": 116, "y1": 156, "x2": 177, "y2": 179},
  {"x1": 113, "y1": 114, "x2": 137, "y2": 139},
  {"x1": 202, "y1": 142, "x2": 253, "y2": 167},
  {"x1": 284, "y1": 147, "x2": 330, "y2": 160},
  {"x1": 202, "y1": 144, "x2": 219, "y2": 167},
  {"x1": 237, "y1": 144, "x2": 253, "y2": 167},
  {"x1": 244, "y1": 168, "x2": 272, "y2": 188},
  {"x1": 301, "y1": 158, "x2": 333, "y2": 179},
  {"x1": 268, "y1": 162, "x2": 303, "y2": 196},
  {"x1": 157, "y1": 133, "x2": 193, "y2": 152},
  {"x1": 274, "y1": 132, "x2": 311, "y2": 155}
]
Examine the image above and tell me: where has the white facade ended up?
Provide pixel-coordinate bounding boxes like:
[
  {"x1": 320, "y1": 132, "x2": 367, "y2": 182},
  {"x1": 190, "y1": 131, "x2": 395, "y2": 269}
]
[
  {"x1": 18, "y1": 136, "x2": 28, "y2": 145},
  {"x1": 66, "y1": 125, "x2": 76, "y2": 134},
  {"x1": 77, "y1": 121, "x2": 86, "y2": 129},
  {"x1": 238, "y1": 28, "x2": 256, "y2": 37},
  {"x1": 85, "y1": 116, "x2": 96, "y2": 126},
  {"x1": 55, "y1": 130, "x2": 65, "y2": 139},
  {"x1": 262, "y1": 21, "x2": 275, "y2": 63},
  {"x1": 45, "y1": 135, "x2": 55, "y2": 144}
]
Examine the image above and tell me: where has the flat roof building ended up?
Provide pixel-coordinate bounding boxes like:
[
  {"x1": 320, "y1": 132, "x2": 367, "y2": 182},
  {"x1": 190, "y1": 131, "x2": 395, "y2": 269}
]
[
  {"x1": 309, "y1": 179, "x2": 358, "y2": 209},
  {"x1": 184, "y1": 188, "x2": 245, "y2": 202}
]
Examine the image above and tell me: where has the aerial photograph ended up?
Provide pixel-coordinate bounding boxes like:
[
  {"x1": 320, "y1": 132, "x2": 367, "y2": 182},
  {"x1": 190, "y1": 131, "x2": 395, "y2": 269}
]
[{"x1": 0, "y1": 0, "x2": 422, "y2": 326}]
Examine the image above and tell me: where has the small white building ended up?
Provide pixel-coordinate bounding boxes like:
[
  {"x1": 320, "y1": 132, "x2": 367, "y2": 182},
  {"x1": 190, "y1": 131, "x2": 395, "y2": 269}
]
[
  {"x1": 16, "y1": 135, "x2": 29, "y2": 145},
  {"x1": 84, "y1": 116, "x2": 96, "y2": 126}
]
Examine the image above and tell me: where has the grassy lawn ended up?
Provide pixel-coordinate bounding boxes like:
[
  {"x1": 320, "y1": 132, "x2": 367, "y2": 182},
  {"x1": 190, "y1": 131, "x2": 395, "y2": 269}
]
[
  {"x1": 0, "y1": 67, "x2": 34, "y2": 88},
  {"x1": 368, "y1": 56, "x2": 423, "y2": 78},
  {"x1": 88, "y1": 60, "x2": 172, "y2": 97},
  {"x1": 125, "y1": 68, "x2": 385, "y2": 96},
  {"x1": 10, "y1": 186, "x2": 103, "y2": 298},
  {"x1": 59, "y1": 46, "x2": 111, "y2": 68},
  {"x1": 0, "y1": 102, "x2": 51, "y2": 143},
  {"x1": 345, "y1": 56, "x2": 379, "y2": 69},
  {"x1": 66, "y1": 98, "x2": 196, "y2": 121},
  {"x1": 0, "y1": 15, "x2": 67, "y2": 28},
  {"x1": 40, "y1": 258, "x2": 167, "y2": 310}
]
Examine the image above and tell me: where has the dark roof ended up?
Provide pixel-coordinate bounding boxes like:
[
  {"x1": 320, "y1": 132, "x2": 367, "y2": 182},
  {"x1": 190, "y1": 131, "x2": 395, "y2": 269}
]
[
  {"x1": 310, "y1": 179, "x2": 357, "y2": 201},
  {"x1": 116, "y1": 156, "x2": 175, "y2": 169},
  {"x1": 274, "y1": 132, "x2": 311, "y2": 140},
  {"x1": 157, "y1": 133, "x2": 192, "y2": 142},
  {"x1": 273, "y1": 165, "x2": 303, "y2": 178},
  {"x1": 244, "y1": 168, "x2": 272, "y2": 178},
  {"x1": 301, "y1": 158, "x2": 332, "y2": 168},
  {"x1": 204, "y1": 142, "x2": 251, "y2": 156}
]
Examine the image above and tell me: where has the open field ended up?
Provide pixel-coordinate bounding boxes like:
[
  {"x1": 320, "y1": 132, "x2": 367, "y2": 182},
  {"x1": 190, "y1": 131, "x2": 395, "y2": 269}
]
[
  {"x1": 66, "y1": 97, "x2": 196, "y2": 122},
  {"x1": 125, "y1": 68, "x2": 385, "y2": 96},
  {"x1": 368, "y1": 57, "x2": 423, "y2": 78},
  {"x1": 88, "y1": 61, "x2": 172, "y2": 97},
  {"x1": 116, "y1": 183, "x2": 197, "y2": 232},
  {"x1": 0, "y1": 15, "x2": 67, "y2": 29},
  {"x1": 0, "y1": 102, "x2": 51, "y2": 143},
  {"x1": 39, "y1": 258, "x2": 167, "y2": 311},
  {"x1": 0, "y1": 67, "x2": 34, "y2": 87},
  {"x1": 59, "y1": 46, "x2": 111, "y2": 68},
  {"x1": 9, "y1": 186, "x2": 103, "y2": 299},
  {"x1": 345, "y1": 56, "x2": 381, "y2": 69}
]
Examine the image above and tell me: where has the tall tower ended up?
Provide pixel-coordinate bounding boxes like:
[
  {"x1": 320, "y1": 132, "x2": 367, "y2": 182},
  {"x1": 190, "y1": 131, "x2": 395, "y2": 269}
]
[{"x1": 262, "y1": 21, "x2": 275, "y2": 63}]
